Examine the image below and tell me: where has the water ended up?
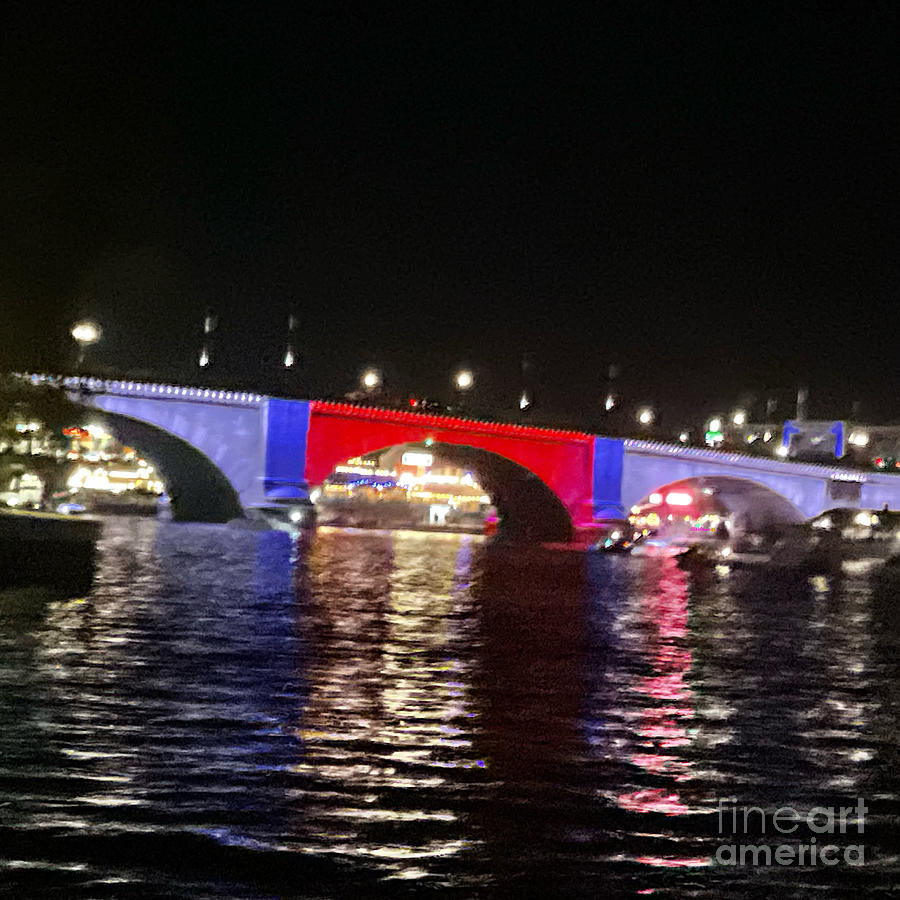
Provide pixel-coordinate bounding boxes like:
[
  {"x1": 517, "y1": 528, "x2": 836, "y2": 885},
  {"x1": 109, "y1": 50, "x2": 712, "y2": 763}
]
[{"x1": 1, "y1": 519, "x2": 898, "y2": 897}]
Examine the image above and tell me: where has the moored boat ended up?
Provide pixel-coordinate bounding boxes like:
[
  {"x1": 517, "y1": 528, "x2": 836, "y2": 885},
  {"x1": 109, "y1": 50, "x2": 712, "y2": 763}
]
[{"x1": 677, "y1": 507, "x2": 900, "y2": 575}]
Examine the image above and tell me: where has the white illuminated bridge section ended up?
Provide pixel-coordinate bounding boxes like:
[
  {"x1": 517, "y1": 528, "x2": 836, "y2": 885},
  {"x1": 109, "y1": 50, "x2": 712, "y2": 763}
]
[{"x1": 631, "y1": 475, "x2": 807, "y2": 538}]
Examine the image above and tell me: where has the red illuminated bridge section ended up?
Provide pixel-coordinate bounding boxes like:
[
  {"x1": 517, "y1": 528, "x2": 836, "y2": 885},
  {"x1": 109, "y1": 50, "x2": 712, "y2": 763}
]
[{"x1": 305, "y1": 401, "x2": 597, "y2": 536}]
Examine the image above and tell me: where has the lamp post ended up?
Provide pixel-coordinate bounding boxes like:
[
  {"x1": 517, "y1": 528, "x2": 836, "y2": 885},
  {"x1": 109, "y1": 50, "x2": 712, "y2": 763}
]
[
  {"x1": 199, "y1": 309, "x2": 217, "y2": 370},
  {"x1": 361, "y1": 368, "x2": 382, "y2": 398},
  {"x1": 71, "y1": 320, "x2": 102, "y2": 372},
  {"x1": 454, "y1": 368, "x2": 474, "y2": 413},
  {"x1": 283, "y1": 312, "x2": 298, "y2": 370},
  {"x1": 636, "y1": 406, "x2": 655, "y2": 429}
]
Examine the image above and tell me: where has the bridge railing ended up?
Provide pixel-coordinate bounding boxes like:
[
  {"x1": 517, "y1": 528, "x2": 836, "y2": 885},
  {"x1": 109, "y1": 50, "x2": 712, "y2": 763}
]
[
  {"x1": 17, "y1": 373, "x2": 265, "y2": 407},
  {"x1": 624, "y1": 438, "x2": 895, "y2": 484},
  {"x1": 11, "y1": 373, "x2": 899, "y2": 484}
]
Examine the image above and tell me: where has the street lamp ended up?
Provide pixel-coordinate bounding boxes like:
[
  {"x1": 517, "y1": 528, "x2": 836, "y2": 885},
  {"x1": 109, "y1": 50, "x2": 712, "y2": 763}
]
[
  {"x1": 455, "y1": 369, "x2": 474, "y2": 391},
  {"x1": 637, "y1": 407, "x2": 655, "y2": 426},
  {"x1": 71, "y1": 319, "x2": 102, "y2": 371},
  {"x1": 361, "y1": 369, "x2": 382, "y2": 391}
]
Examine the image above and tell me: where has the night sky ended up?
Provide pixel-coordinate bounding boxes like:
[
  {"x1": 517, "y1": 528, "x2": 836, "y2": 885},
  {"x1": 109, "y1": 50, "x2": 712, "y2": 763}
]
[{"x1": 2, "y1": 4, "x2": 898, "y2": 427}]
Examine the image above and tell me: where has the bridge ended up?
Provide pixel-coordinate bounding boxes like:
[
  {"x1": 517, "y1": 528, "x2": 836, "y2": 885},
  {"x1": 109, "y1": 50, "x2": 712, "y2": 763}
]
[{"x1": 26, "y1": 375, "x2": 900, "y2": 541}]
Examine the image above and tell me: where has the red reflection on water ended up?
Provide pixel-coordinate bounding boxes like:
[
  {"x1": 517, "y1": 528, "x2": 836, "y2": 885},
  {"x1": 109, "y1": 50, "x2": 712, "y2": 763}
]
[
  {"x1": 616, "y1": 787, "x2": 690, "y2": 816},
  {"x1": 618, "y1": 560, "x2": 696, "y2": 809}
]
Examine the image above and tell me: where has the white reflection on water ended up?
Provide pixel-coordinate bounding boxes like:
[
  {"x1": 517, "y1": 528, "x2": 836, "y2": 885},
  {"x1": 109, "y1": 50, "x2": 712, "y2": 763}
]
[{"x1": 290, "y1": 529, "x2": 484, "y2": 874}]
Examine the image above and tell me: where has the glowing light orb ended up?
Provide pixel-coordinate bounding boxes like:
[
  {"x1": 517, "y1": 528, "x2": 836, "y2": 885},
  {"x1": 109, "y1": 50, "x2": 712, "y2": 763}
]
[{"x1": 71, "y1": 320, "x2": 102, "y2": 346}]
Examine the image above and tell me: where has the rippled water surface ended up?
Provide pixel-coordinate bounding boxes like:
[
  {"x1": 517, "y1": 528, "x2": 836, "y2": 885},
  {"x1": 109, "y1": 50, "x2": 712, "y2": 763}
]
[{"x1": 1, "y1": 518, "x2": 899, "y2": 897}]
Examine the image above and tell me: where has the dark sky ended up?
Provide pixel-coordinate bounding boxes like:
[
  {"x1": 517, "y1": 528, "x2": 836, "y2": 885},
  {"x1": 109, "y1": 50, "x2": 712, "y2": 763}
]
[{"x1": 2, "y1": 3, "x2": 898, "y2": 426}]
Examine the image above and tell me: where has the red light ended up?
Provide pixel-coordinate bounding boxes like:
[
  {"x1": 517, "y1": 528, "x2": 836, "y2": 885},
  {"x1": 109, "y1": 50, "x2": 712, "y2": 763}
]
[
  {"x1": 876, "y1": 457, "x2": 884, "y2": 468},
  {"x1": 409, "y1": 398, "x2": 417, "y2": 407},
  {"x1": 308, "y1": 399, "x2": 592, "y2": 442}
]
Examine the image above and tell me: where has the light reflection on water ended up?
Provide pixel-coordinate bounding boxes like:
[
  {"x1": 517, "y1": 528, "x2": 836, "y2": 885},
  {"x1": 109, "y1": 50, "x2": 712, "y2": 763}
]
[{"x1": 0, "y1": 519, "x2": 897, "y2": 896}]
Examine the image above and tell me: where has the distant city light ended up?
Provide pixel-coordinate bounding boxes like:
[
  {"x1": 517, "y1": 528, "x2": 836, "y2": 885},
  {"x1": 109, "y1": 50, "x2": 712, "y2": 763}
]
[
  {"x1": 705, "y1": 417, "x2": 724, "y2": 446},
  {"x1": 679, "y1": 431, "x2": 689, "y2": 443},
  {"x1": 605, "y1": 394, "x2": 616, "y2": 411},
  {"x1": 648, "y1": 492, "x2": 663, "y2": 504},
  {"x1": 776, "y1": 445, "x2": 789, "y2": 457},
  {"x1": 666, "y1": 491, "x2": 693, "y2": 506},
  {"x1": 283, "y1": 347, "x2": 295, "y2": 368},
  {"x1": 362, "y1": 369, "x2": 381, "y2": 390},
  {"x1": 637, "y1": 407, "x2": 654, "y2": 425},
  {"x1": 455, "y1": 369, "x2": 474, "y2": 390},
  {"x1": 763, "y1": 430, "x2": 773, "y2": 442},
  {"x1": 848, "y1": 431, "x2": 870, "y2": 447},
  {"x1": 732, "y1": 410, "x2": 747, "y2": 427},
  {"x1": 401, "y1": 451, "x2": 433, "y2": 467},
  {"x1": 198, "y1": 346, "x2": 210, "y2": 368}
]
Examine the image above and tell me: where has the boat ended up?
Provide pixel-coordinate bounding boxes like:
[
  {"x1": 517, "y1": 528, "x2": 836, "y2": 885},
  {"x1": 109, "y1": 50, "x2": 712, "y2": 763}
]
[
  {"x1": 677, "y1": 507, "x2": 900, "y2": 575},
  {"x1": 242, "y1": 502, "x2": 317, "y2": 534},
  {"x1": 593, "y1": 520, "x2": 639, "y2": 553},
  {"x1": 0, "y1": 508, "x2": 101, "y2": 594}
]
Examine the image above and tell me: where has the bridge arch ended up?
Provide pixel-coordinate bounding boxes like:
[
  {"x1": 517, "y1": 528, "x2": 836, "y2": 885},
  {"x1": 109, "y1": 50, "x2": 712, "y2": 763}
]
[
  {"x1": 621, "y1": 445, "x2": 833, "y2": 519},
  {"x1": 78, "y1": 408, "x2": 243, "y2": 523},
  {"x1": 311, "y1": 441, "x2": 574, "y2": 542},
  {"x1": 305, "y1": 402, "x2": 594, "y2": 540},
  {"x1": 630, "y1": 475, "x2": 806, "y2": 532}
]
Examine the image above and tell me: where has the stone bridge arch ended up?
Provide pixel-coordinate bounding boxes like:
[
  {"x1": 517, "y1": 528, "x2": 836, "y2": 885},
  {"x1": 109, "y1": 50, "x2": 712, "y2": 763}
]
[
  {"x1": 85, "y1": 408, "x2": 243, "y2": 522},
  {"x1": 305, "y1": 401, "x2": 595, "y2": 539},
  {"x1": 314, "y1": 440, "x2": 574, "y2": 542},
  {"x1": 630, "y1": 474, "x2": 806, "y2": 532},
  {"x1": 621, "y1": 444, "x2": 834, "y2": 518},
  {"x1": 73, "y1": 387, "x2": 270, "y2": 522}
]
